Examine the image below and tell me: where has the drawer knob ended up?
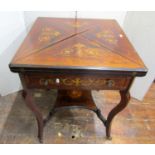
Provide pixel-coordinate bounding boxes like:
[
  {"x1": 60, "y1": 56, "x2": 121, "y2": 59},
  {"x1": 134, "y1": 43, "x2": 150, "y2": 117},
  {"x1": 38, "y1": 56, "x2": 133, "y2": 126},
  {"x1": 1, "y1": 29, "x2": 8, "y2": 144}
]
[
  {"x1": 56, "y1": 78, "x2": 60, "y2": 84},
  {"x1": 106, "y1": 79, "x2": 115, "y2": 87}
]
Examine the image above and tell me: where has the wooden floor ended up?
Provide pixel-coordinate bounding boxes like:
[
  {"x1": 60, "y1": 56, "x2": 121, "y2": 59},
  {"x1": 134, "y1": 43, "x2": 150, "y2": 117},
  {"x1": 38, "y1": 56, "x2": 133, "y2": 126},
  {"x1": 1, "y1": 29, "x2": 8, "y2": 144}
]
[{"x1": 0, "y1": 83, "x2": 155, "y2": 144}]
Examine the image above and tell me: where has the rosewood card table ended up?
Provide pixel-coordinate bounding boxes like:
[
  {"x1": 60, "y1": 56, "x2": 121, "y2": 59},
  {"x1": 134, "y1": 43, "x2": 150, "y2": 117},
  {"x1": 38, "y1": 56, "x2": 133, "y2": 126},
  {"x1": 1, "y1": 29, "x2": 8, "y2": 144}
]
[{"x1": 9, "y1": 17, "x2": 147, "y2": 143}]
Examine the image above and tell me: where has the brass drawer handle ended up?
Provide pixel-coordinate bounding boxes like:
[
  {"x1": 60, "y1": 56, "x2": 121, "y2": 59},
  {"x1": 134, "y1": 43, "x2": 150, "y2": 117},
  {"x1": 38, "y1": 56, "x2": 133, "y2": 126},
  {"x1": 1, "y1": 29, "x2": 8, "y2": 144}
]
[
  {"x1": 44, "y1": 80, "x2": 48, "y2": 86},
  {"x1": 106, "y1": 79, "x2": 115, "y2": 87}
]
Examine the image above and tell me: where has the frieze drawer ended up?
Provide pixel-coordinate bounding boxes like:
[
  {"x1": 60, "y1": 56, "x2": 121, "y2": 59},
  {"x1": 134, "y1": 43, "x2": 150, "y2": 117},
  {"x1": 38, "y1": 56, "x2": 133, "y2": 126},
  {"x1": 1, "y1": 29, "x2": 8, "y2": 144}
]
[{"x1": 23, "y1": 74, "x2": 131, "y2": 90}]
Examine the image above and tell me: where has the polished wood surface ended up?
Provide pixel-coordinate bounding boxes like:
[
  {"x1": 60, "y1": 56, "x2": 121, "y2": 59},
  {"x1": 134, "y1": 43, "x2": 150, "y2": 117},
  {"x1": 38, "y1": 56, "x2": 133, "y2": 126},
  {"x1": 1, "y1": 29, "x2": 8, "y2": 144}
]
[{"x1": 10, "y1": 17, "x2": 147, "y2": 76}]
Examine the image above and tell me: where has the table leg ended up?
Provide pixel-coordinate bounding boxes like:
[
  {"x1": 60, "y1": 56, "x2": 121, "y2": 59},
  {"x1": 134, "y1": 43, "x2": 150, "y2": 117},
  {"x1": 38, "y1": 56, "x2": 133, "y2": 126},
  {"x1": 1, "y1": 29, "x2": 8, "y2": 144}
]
[
  {"x1": 22, "y1": 90, "x2": 44, "y2": 143},
  {"x1": 106, "y1": 90, "x2": 130, "y2": 139}
]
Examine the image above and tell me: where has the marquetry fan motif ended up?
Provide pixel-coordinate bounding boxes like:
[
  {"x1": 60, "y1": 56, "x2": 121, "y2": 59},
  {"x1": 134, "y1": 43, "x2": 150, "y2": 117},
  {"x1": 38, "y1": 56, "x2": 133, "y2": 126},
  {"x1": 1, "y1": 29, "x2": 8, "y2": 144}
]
[
  {"x1": 59, "y1": 43, "x2": 102, "y2": 58},
  {"x1": 96, "y1": 30, "x2": 118, "y2": 45},
  {"x1": 38, "y1": 27, "x2": 61, "y2": 43}
]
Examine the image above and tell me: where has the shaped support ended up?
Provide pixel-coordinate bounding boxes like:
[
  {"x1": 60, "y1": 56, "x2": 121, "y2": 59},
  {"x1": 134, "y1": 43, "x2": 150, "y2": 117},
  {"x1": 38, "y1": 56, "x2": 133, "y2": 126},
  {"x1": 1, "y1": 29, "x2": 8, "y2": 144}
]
[
  {"x1": 105, "y1": 90, "x2": 130, "y2": 139},
  {"x1": 22, "y1": 90, "x2": 44, "y2": 143}
]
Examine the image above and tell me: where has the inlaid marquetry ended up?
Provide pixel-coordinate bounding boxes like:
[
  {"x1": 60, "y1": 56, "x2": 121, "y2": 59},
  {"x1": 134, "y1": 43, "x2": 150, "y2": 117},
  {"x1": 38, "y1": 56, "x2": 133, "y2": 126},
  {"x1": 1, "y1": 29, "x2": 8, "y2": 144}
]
[
  {"x1": 96, "y1": 30, "x2": 118, "y2": 45},
  {"x1": 59, "y1": 43, "x2": 102, "y2": 58},
  {"x1": 23, "y1": 73, "x2": 131, "y2": 90},
  {"x1": 10, "y1": 18, "x2": 147, "y2": 74},
  {"x1": 67, "y1": 21, "x2": 87, "y2": 28},
  {"x1": 38, "y1": 27, "x2": 61, "y2": 43}
]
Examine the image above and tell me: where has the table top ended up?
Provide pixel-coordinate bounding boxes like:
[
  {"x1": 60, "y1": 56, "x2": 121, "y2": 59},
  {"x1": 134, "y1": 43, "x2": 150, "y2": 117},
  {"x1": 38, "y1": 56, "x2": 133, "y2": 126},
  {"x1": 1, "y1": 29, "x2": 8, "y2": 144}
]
[{"x1": 10, "y1": 17, "x2": 147, "y2": 76}]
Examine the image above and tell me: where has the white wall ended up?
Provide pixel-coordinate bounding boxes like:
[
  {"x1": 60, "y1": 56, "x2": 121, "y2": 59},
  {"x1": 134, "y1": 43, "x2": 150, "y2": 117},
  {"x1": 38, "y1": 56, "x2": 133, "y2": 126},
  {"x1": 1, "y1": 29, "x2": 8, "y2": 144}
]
[
  {"x1": 123, "y1": 12, "x2": 155, "y2": 100},
  {"x1": 0, "y1": 12, "x2": 27, "y2": 96}
]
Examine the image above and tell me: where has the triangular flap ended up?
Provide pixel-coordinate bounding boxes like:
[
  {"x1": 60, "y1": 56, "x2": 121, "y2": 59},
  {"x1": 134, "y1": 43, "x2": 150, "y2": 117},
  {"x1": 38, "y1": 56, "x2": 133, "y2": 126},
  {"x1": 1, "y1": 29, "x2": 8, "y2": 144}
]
[{"x1": 81, "y1": 21, "x2": 145, "y2": 66}]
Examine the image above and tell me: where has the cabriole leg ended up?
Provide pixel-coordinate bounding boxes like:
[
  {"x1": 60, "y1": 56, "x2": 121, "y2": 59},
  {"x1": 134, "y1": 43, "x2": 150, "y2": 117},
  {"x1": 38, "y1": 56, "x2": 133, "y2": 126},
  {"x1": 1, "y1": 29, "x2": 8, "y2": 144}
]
[
  {"x1": 106, "y1": 90, "x2": 130, "y2": 139},
  {"x1": 22, "y1": 90, "x2": 44, "y2": 143}
]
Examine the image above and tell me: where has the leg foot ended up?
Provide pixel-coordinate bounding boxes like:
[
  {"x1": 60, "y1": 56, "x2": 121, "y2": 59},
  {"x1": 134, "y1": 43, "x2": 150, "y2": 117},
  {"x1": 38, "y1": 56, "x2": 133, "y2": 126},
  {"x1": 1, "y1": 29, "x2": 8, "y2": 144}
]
[
  {"x1": 106, "y1": 136, "x2": 112, "y2": 140},
  {"x1": 38, "y1": 135, "x2": 43, "y2": 144}
]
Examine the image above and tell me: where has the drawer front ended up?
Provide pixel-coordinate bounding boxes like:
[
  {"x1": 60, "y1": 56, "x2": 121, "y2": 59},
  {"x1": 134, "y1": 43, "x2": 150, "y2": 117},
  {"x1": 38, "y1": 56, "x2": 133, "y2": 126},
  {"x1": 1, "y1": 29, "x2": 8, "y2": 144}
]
[{"x1": 23, "y1": 74, "x2": 131, "y2": 90}]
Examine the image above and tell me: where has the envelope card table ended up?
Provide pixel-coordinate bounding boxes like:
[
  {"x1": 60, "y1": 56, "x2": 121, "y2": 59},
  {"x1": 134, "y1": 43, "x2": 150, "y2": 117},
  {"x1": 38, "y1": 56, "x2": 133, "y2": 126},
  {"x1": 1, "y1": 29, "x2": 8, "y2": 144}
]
[{"x1": 9, "y1": 17, "x2": 147, "y2": 143}]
